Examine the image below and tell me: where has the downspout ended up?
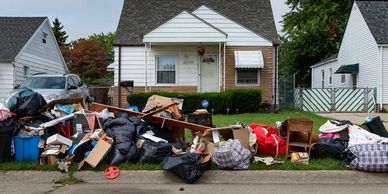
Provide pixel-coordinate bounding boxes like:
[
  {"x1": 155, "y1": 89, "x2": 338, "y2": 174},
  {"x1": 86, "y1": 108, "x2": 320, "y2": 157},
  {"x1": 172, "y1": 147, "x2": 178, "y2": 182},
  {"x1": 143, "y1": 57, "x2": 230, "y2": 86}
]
[
  {"x1": 274, "y1": 43, "x2": 279, "y2": 110},
  {"x1": 223, "y1": 43, "x2": 226, "y2": 91},
  {"x1": 118, "y1": 46, "x2": 122, "y2": 108},
  {"x1": 145, "y1": 43, "x2": 148, "y2": 92},
  {"x1": 218, "y1": 42, "x2": 221, "y2": 92}
]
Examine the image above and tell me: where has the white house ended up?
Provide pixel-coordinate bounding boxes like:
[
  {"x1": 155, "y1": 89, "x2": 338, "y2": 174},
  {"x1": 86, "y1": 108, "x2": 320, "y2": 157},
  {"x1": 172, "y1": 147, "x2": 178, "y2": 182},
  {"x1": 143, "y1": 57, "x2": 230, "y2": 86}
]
[
  {"x1": 311, "y1": 0, "x2": 388, "y2": 109},
  {"x1": 112, "y1": 0, "x2": 279, "y2": 106},
  {"x1": 0, "y1": 17, "x2": 67, "y2": 101}
]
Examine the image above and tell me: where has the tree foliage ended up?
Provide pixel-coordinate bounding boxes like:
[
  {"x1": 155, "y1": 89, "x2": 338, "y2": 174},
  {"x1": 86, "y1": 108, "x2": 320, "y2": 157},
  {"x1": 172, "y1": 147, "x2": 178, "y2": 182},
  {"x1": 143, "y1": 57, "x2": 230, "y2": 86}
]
[
  {"x1": 279, "y1": 0, "x2": 353, "y2": 86},
  {"x1": 51, "y1": 18, "x2": 68, "y2": 46},
  {"x1": 63, "y1": 39, "x2": 108, "y2": 85},
  {"x1": 89, "y1": 32, "x2": 115, "y2": 63}
]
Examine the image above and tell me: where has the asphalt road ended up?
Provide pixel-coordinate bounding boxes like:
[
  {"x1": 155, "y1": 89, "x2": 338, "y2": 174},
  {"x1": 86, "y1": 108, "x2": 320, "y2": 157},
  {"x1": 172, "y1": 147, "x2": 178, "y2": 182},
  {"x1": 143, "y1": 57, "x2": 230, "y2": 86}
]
[{"x1": 3, "y1": 183, "x2": 388, "y2": 194}]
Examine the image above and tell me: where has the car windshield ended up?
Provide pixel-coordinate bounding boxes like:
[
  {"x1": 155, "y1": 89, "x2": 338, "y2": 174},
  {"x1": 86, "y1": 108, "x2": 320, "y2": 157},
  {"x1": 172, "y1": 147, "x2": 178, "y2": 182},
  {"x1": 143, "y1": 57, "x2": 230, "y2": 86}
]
[{"x1": 21, "y1": 77, "x2": 66, "y2": 89}]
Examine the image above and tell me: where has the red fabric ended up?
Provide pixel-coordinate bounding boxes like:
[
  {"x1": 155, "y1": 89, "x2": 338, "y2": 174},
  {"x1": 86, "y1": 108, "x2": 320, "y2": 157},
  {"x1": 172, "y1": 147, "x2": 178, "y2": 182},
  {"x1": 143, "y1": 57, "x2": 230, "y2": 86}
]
[{"x1": 249, "y1": 123, "x2": 287, "y2": 156}]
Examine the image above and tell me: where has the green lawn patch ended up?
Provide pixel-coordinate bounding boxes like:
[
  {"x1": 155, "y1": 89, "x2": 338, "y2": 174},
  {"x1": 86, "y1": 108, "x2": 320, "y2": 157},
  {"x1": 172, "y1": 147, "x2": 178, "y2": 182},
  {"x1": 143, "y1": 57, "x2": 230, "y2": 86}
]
[{"x1": 0, "y1": 111, "x2": 345, "y2": 171}]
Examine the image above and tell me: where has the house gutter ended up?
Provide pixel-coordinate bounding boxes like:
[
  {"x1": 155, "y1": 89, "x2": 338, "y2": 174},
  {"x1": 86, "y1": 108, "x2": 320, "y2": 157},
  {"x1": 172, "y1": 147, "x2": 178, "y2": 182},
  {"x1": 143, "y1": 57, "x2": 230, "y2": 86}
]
[
  {"x1": 223, "y1": 43, "x2": 226, "y2": 91},
  {"x1": 118, "y1": 46, "x2": 122, "y2": 108}
]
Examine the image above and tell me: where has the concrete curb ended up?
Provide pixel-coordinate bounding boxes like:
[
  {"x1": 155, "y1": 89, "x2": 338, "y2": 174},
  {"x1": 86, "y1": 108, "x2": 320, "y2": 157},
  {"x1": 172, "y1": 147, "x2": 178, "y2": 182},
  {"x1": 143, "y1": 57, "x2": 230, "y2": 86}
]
[{"x1": 3, "y1": 170, "x2": 388, "y2": 184}]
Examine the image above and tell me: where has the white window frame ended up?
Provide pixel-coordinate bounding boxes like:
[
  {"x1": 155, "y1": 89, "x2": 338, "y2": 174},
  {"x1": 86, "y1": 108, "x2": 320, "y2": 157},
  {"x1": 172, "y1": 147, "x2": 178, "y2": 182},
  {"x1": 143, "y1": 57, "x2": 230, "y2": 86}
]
[
  {"x1": 341, "y1": 74, "x2": 346, "y2": 84},
  {"x1": 23, "y1": 66, "x2": 30, "y2": 77},
  {"x1": 42, "y1": 32, "x2": 48, "y2": 44},
  {"x1": 155, "y1": 55, "x2": 177, "y2": 85},
  {"x1": 235, "y1": 69, "x2": 260, "y2": 86},
  {"x1": 329, "y1": 68, "x2": 332, "y2": 85}
]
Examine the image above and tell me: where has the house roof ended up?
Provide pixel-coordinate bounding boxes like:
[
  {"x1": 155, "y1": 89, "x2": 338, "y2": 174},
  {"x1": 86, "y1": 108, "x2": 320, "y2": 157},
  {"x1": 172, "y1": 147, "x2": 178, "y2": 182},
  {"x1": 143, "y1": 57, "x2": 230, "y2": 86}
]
[
  {"x1": 114, "y1": 0, "x2": 279, "y2": 46},
  {"x1": 356, "y1": 0, "x2": 388, "y2": 44},
  {"x1": 310, "y1": 53, "x2": 338, "y2": 68},
  {"x1": 0, "y1": 17, "x2": 46, "y2": 60}
]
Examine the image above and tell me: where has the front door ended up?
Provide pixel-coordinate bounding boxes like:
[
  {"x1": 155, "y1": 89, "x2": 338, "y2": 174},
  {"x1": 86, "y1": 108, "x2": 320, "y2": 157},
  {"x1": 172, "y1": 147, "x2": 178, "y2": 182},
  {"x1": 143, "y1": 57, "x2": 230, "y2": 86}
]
[{"x1": 200, "y1": 54, "x2": 218, "y2": 92}]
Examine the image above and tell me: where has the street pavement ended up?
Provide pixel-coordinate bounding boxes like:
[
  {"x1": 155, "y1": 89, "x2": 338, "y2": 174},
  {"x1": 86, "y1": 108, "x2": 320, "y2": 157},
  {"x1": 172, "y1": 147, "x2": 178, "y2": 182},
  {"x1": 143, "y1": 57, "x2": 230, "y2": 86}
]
[{"x1": 2, "y1": 170, "x2": 388, "y2": 194}]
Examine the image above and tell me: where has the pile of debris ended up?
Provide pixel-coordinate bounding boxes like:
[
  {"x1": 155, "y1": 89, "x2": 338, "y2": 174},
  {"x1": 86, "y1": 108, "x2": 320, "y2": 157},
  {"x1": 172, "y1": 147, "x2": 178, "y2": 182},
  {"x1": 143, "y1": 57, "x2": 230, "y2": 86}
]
[{"x1": 2, "y1": 90, "x2": 388, "y2": 183}]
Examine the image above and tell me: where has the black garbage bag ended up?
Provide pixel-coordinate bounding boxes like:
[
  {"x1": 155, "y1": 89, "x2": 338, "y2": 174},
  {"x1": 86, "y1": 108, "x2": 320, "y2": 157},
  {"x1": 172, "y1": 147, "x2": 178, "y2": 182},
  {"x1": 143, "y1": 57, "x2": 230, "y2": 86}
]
[
  {"x1": 161, "y1": 153, "x2": 208, "y2": 184},
  {"x1": 310, "y1": 138, "x2": 346, "y2": 159},
  {"x1": 363, "y1": 116, "x2": 388, "y2": 137},
  {"x1": 0, "y1": 118, "x2": 16, "y2": 162},
  {"x1": 104, "y1": 144, "x2": 139, "y2": 165},
  {"x1": 104, "y1": 113, "x2": 139, "y2": 154},
  {"x1": 138, "y1": 140, "x2": 172, "y2": 163},
  {"x1": 136, "y1": 120, "x2": 172, "y2": 142},
  {"x1": 13, "y1": 92, "x2": 47, "y2": 119}
]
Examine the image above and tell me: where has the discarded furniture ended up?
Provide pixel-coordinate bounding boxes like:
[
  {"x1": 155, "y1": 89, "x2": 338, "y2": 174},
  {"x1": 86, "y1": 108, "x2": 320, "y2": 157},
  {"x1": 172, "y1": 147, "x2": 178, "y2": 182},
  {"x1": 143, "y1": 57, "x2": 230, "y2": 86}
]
[{"x1": 285, "y1": 117, "x2": 314, "y2": 158}]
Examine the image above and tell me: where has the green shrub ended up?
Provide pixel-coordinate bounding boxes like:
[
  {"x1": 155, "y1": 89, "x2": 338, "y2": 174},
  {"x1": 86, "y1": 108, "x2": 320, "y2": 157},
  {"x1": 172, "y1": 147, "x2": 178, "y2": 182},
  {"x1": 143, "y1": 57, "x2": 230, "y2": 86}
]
[
  {"x1": 226, "y1": 89, "x2": 262, "y2": 113},
  {"x1": 127, "y1": 89, "x2": 261, "y2": 114}
]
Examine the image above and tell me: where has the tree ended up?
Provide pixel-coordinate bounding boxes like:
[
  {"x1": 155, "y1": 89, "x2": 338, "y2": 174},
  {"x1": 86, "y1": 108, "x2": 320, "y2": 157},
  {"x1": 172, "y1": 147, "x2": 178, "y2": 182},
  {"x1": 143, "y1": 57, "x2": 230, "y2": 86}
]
[
  {"x1": 279, "y1": 0, "x2": 353, "y2": 86},
  {"x1": 52, "y1": 18, "x2": 68, "y2": 46},
  {"x1": 65, "y1": 39, "x2": 108, "y2": 85},
  {"x1": 89, "y1": 32, "x2": 115, "y2": 63}
]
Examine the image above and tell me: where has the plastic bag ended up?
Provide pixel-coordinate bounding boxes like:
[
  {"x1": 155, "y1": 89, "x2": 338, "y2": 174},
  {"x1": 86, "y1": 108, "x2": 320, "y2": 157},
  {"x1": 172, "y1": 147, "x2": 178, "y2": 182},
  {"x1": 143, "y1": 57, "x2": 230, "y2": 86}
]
[
  {"x1": 0, "y1": 103, "x2": 15, "y2": 121},
  {"x1": 161, "y1": 153, "x2": 208, "y2": 183},
  {"x1": 138, "y1": 140, "x2": 172, "y2": 163},
  {"x1": 104, "y1": 144, "x2": 139, "y2": 165}
]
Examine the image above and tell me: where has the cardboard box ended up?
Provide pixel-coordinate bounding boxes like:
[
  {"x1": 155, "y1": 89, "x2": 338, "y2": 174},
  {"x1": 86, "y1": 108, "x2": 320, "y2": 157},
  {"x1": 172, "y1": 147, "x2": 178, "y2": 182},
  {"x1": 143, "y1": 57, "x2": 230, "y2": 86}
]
[
  {"x1": 85, "y1": 140, "x2": 112, "y2": 168},
  {"x1": 209, "y1": 127, "x2": 250, "y2": 149},
  {"x1": 47, "y1": 134, "x2": 72, "y2": 146},
  {"x1": 90, "y1": 129, "x2": 106, "y2": 141},
  {"x1": 60, "y1": 145, "x2": 68, "y2": 154}
]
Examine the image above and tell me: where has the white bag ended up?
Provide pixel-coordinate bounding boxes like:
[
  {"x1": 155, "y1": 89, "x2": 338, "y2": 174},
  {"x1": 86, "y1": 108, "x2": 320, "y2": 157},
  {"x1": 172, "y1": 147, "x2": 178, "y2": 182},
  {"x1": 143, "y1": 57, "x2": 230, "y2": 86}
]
[{"x1": 0, "y1": 103, "x2": 14, "y2": 121}]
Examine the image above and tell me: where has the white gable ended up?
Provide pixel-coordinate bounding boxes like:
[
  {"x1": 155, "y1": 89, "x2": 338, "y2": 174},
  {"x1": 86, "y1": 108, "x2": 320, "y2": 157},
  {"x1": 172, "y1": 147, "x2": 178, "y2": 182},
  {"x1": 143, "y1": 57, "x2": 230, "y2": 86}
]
[
  {"x1": 143, "y1": 11, "x2": 227, "y2": 43},
  {"x1": 193, "y1": 5, "x2": 272, "y2": 46}
]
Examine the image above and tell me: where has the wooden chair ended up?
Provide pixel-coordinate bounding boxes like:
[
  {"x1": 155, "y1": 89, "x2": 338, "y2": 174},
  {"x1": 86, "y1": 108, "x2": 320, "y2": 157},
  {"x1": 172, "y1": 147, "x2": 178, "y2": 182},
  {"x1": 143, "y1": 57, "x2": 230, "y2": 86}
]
[{"x1": 285, "y1": 117, "x2": 313, "y2": 158}]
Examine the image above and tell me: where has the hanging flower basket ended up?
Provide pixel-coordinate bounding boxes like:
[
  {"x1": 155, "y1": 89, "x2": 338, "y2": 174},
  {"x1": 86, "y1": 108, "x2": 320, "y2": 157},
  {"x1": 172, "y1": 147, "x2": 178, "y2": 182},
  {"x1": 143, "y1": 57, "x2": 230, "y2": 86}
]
[{"x1": 197, "y1": 45, "x2": 206, "y2": 56}]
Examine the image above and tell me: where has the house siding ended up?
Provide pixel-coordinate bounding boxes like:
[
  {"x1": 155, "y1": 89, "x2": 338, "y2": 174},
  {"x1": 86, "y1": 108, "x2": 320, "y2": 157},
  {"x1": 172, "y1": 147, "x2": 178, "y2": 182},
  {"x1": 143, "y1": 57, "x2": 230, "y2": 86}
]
[
  {"x1": 143, "y1": 11, "x2": 226, "y2": 43},
  {"x1": 0, "y1": 62, "x2": 14, "y2": 102},
  {"x1": 14, "y1": 20, "x2": 66, "y2": 85},
  {"x1": 382, "y1": 46, "x2": 388, "y2": 105},
  {"x1": 311, "y1": 60, "x2": 338, "y2": 88},
  {"x1": 113, "y1": 45, "x2": 219, "y2": 88},
  {"x1": 224, "y1": 46, "x2": 273, "y2": 103},
  {"x1": 338, "y1": 2, "x2": 380, "y2": 101},
  {"x1": 193, "y1": 5, "x2": 272, "y2": 46}
]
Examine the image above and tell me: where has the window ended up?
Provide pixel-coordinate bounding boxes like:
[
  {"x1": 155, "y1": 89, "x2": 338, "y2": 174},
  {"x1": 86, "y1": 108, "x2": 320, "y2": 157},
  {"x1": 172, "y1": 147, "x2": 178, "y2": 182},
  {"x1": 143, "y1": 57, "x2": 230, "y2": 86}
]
[
  {"x1": 156, "y1": 56, "x2": 176, "y2": 84},
  {"x1": 236, "y1": 69, "x2": 259, "y2": 84},
  {"x1": 42, "y1": 32, "x2": 48, "y2": 44},
  {"x1": 67, "y1": 76, "x2": 77, "y2": 88},
  {"x1": 21, "y1": 77, "x2": 65, "y2": 89},
  {"x1": 341, "y1": 74, "x2": 346, "y2": 83},
  {"x1": 321, "y1": 70, "x2": 325, "y2": 88},
  {"x1": 23, "y1": 66, "x2": 29, "y2": 77},
  {"x1": 329, "y1": 68, "x2": 332, "y2": 85}
]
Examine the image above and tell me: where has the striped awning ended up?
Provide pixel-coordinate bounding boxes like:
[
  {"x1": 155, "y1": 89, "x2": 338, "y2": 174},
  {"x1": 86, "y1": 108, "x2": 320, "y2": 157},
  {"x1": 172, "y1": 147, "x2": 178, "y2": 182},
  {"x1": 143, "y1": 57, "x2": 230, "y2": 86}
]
[
  {"x1": 335, "y1": 63, "x2": 359, "y2": 74},
  {"x1": 234, "y1": 51, "x2": 264, "y2": 68}
]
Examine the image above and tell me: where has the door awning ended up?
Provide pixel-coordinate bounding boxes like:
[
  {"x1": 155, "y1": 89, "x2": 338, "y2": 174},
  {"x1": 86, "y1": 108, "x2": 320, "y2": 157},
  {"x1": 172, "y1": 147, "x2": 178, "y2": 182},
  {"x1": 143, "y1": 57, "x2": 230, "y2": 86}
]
[
  {"x1": 234, "y1": 51, "x2": 264, "y2": 68},
  {"x1": 335, "y1": 63, "x2": 359, "y2": 74}
]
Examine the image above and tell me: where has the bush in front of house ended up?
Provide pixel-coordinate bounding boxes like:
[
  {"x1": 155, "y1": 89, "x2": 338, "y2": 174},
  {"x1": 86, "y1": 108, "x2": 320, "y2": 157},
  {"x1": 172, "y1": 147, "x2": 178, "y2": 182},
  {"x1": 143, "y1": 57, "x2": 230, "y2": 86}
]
[
  {"x1": 127, "y1": 89, "x2": 262, "y2": 114},
  {"x1": 225, "y1": 89, "x2": 262, "y2": 113}
]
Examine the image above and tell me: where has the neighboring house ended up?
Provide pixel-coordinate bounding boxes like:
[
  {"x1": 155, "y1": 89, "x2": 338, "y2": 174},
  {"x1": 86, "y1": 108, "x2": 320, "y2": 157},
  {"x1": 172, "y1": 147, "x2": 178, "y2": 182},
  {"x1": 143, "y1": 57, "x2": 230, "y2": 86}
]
[
  {"x1": 112, "y1": 0, "x2": 279, "y2": 106},
  {"x1": 0, "y1": 17, "x2": 67, "y2": 101},
  {"x1": 311, "y1": 0, "x2": 388, "y2": 109}
]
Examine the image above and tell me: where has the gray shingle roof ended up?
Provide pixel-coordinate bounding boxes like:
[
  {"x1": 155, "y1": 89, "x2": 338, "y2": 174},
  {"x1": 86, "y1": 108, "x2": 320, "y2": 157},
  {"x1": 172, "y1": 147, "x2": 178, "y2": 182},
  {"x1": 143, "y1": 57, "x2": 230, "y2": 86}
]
[
  {"x1": 0, "y1": 17, "x2": 46, "y2": 60},
  {"x1": 356, "y1": 0, "x2": 388, "y2": 44},
  {"x1": 114, "y1": 0, "x2": 279, "y2": 45}
]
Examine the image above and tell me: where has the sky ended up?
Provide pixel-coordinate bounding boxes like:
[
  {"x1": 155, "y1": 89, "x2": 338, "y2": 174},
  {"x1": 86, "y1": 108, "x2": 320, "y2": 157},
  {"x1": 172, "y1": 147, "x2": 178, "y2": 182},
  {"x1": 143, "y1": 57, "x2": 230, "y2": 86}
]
[{"x1": 0, "y1": 0, "x2": 290, "y2": 42}]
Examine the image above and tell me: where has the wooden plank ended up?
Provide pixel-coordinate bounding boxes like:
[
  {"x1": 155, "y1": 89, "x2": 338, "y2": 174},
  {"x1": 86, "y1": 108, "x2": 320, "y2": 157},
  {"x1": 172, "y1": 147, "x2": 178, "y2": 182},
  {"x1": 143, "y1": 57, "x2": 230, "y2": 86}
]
[{"x1": 90, "y1": 102, "x2": 210, "y2": 133}]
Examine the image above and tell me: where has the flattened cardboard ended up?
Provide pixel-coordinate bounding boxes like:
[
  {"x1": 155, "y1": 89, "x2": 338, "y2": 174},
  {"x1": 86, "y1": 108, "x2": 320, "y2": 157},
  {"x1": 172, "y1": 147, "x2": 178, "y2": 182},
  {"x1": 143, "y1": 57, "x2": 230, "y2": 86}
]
[{"x1": 85, "y1": 140, "x2": 112, "y2": 168}]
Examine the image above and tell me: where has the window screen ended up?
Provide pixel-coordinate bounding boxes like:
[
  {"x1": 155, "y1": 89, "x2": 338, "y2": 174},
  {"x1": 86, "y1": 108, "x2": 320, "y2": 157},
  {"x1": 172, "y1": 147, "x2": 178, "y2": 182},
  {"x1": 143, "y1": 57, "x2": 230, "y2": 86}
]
[
  {"x1": 156, "y1": 56, "x2": 176, "y2": 84},
  {"x1": 237, "y1": 69, "x2": 258, "y2": 84}
]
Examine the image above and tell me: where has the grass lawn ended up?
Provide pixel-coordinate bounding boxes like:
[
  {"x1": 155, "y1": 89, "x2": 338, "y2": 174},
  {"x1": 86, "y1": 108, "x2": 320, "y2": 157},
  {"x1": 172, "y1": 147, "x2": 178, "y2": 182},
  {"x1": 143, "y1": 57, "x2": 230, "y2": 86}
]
[{"x1": 0, "y1": 111, "x2": 346, "y2": 171}]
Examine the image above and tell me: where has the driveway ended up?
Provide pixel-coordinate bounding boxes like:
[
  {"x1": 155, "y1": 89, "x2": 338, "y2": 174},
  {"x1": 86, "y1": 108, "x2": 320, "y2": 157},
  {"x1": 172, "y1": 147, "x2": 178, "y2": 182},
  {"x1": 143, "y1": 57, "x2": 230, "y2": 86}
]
[{"x1": 317, "y1": 113, "x2": 388, "y2": 128}]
